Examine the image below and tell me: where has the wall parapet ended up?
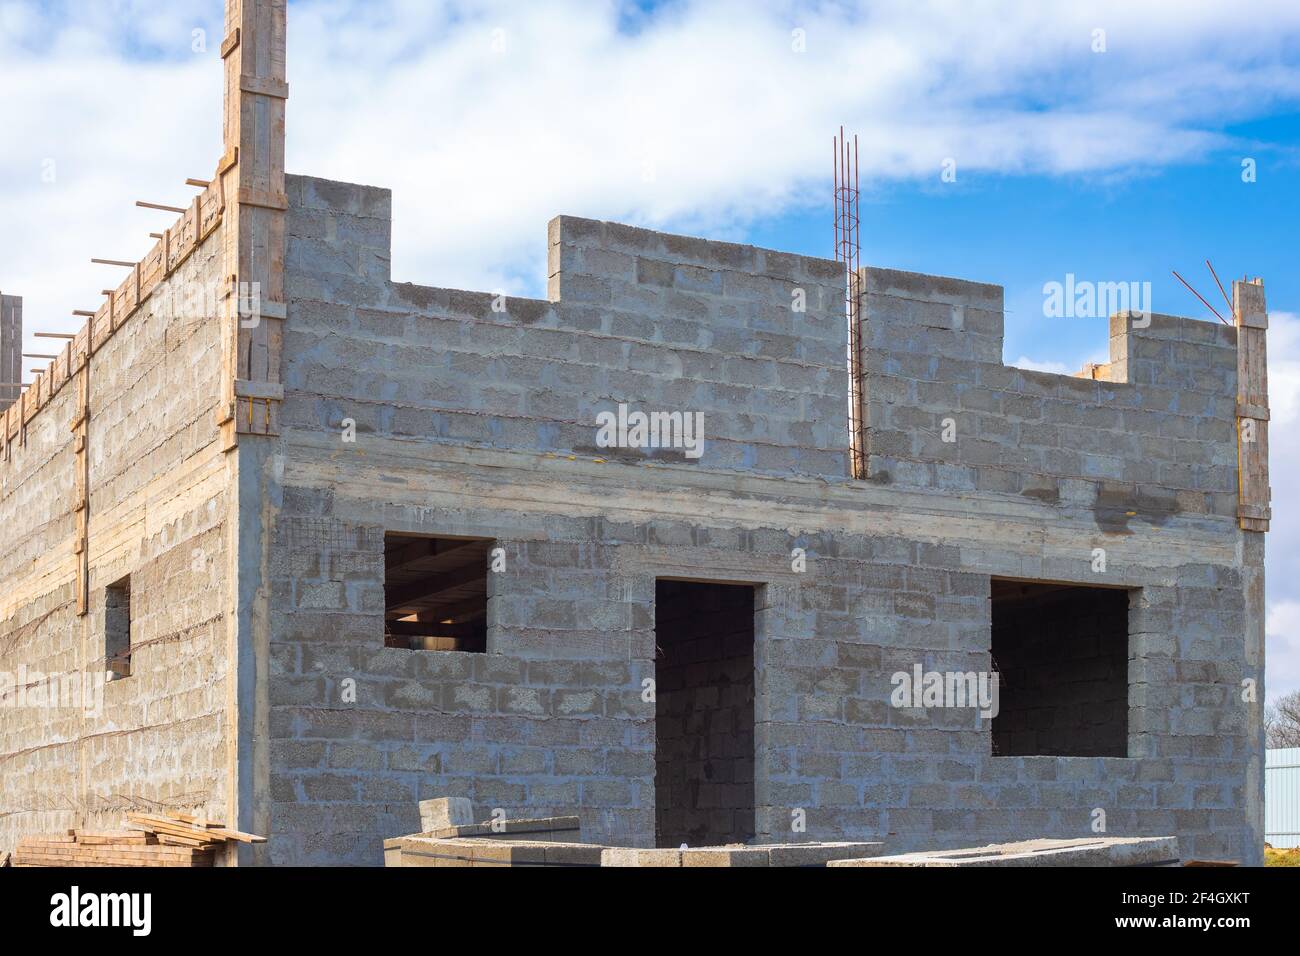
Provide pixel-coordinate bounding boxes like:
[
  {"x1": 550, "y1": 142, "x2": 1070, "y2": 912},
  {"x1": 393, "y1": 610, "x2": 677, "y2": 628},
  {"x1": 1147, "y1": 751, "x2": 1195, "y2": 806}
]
[{"x1": 859, "y1": 266, "x2": 1245, "y2": 526}]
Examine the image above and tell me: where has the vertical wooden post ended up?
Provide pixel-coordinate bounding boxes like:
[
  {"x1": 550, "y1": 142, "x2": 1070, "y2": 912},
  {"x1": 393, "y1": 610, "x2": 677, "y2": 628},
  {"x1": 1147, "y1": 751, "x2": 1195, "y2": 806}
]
[
  {"x1": 217, "y1": 0, "x2": 288, "y2": 449},
  {"x1": 1234, "y1": 279, "x2": 1270, "y2": 533},
  {"x1": 73, "y1": 363, "x2": 90, "y2": 615},
  {"x1": 0, "y1": 294, "x2": 21, "y2": 413},
  {"x1": 218, "y1": 0, "x2": 287, "y2": 869}
]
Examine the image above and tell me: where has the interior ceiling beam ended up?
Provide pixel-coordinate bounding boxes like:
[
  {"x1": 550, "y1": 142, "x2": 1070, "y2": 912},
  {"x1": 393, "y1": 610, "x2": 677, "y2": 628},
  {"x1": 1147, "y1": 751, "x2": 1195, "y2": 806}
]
[
  {"x1": 384, "y1": 620, "x2": 481, "y2": 639},
  {"x1": 385, "y1": 562, "x2": 486, "y2": 611},
  {"x1": 405, "y1": 596, "x2": 488, "y2": 623},
  {"x1": 385, "y1": 537, "x2": 481, "y2": 574}
]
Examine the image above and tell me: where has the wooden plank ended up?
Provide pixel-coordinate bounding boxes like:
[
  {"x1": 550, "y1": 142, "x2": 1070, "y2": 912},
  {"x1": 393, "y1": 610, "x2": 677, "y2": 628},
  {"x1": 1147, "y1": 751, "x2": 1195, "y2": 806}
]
[
  {"x1": 136, "y1": 200, "x2": 187, "y2": 214},
  {"x1": 73, "y1": 833, "x2": 153, "y2": 846},
  {"x1": 233, "y1": 379, "x2": 285, "y2": 401},
  {"x1": 18, "y1": 840, "x2": 191, "y2": 855},
  {"x1": 199, "y1": 826, "x2": 266, "y2": 844},
  {"x1": 220, "y1": 28, "x2": 241, "y2": 59},
  {"x1": 126, "y1": 813, "x2": 217, "y2": 836},
  {"x1": 165, "y1": 811, "x2": 216, "y2": 826},
  {"x1": 74, "y1": 363, "x2": 90, "y2": 616},
  {"x1": 1234, "y1": 279, "x2": 1270, "y2": 533},
  {"x1": 129, "y1": 817, "x2": 265, "y2": 847},
  {"x1": 17, "y1": 842, "x2": 208, "y2": 860},
  {"x1": 43, "y1": 852, "x2": 198, "y2": 859},
  {"x1": 14, "y1": 847, "x2": 213, "y2": 867},
  {"x1": 385, "y1": 561, "x2": 486, "y2": 612},
  {"x1": 238, "y1": 75, "x2": 289, "y2": 100},
  {"x1": 155, "y1": 834, "x2": 219, "y2": 848}
]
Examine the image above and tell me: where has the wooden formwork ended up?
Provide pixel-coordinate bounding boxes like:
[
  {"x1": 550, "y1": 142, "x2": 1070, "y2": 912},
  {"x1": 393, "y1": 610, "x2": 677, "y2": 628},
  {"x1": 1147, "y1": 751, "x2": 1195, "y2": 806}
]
[
  {"x1": 217, "y1": 0, "x2": 289, "y2": 449},
  {"x1": 1234, "y1": 279, "x2": 1270, "y2": 533}
]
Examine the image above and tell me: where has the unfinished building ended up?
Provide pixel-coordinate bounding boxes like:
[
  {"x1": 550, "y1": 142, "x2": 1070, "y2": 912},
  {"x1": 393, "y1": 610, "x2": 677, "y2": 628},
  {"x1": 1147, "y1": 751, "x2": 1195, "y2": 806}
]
[{"x1": 0, "y1": 1, "x2": 1270, "y2": 866}]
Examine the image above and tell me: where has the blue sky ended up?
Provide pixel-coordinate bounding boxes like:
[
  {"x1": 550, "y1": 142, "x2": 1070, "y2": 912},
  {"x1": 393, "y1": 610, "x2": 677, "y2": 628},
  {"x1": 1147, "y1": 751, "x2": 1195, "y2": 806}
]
[
  {"x1": 1, "y1": 0, "x2": 1299, "y2": 699},
  {"x1": 751, "y1": 111, "x2": 1300, "y2": 369}
]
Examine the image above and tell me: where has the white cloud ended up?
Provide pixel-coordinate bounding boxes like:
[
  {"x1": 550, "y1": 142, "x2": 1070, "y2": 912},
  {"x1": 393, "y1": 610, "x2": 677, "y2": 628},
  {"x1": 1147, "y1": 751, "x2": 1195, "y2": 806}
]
[
  {"x1": 1013, "y1": 357, "x2": 1077, "y2": 375},
  {"x1": 3, "y1": 0, "x2": 1300, "y2": 326},
  {"x1": 1267, "y1": 601, "x2": 1300, "y2": 702},
  {"x1": 1267, "y1": 311, "x2": 1300, "y2": 428}
]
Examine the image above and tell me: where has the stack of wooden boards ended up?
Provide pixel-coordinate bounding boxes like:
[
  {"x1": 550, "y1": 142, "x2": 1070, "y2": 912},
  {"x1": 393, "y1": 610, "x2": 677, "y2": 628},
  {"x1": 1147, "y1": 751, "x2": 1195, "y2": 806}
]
[{"x1": 12, "y1": 811, "x2": 266, "y2": 867}]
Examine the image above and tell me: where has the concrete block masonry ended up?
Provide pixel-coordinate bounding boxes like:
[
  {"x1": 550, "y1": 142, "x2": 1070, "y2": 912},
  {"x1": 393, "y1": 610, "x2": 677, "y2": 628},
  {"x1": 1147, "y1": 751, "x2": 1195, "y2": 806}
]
[
  {"x1": 384, "y1": 806, "x2": 586, "y2": 866},
  {"x1": 0, "y1": 167, "x2": 1269, "y2": 866},
  {"x1": 827, "y1": 836, "x2": 1180, "y2": 867},
  {"x1": 418, "y1": 797, "x2": 473, "y2": 831},
  {"x1": 384, "y1": 829, "x2": 885, "y2": 868},
  {"x1": 420, "y1": 817, "x2": 582, "y2": 841},
  {"x1": 600, "y1": 842, "x2": 887, "y2": 868},
  {"x1": 0, "y1": 211, "x2": 232, "y2": 856},
  {"x1": 255, "y1": 173, "x2": 1265, "y2": 865},
  {"x1": 388, "y1": 837, "x2": 604, "y2": 868}
]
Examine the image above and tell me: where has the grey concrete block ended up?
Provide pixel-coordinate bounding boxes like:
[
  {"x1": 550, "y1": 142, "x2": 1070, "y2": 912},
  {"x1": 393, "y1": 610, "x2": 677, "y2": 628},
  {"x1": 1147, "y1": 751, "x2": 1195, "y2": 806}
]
[{"x1": 419, "y1": 797, "x2": 475, "y2": 832}]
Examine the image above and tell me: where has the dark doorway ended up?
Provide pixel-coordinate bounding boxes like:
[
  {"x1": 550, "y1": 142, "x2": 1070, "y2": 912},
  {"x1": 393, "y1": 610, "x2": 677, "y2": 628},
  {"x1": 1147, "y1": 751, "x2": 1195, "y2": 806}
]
[{"x1": 654, "y1": 579, "x2": 756, "y2": 848}]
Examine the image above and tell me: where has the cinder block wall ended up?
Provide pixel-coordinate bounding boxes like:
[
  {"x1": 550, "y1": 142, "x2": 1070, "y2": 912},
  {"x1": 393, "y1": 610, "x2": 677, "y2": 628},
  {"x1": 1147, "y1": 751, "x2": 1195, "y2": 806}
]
[
  {"x1": 268, "y1": 174, "x2": 1259, "y2": 865},
  {"x1": 547, "y1": 215, "x2": 848, "y2": 476},
  {"x1": 862, "y1": 268, "x2": 1240, "y2": 523},
  {"x1": 753, "y1": 535, "x2": 1249, "y2": 860},
  {"x1": 281, "y1": 175, "x2": 847, "y2": 479},
  {"x1": 0, "y1": 225, "x2": 232, "y2": 851},
  {"x1": 265, "y1": 511, "x2": 656, "y2": 865}
]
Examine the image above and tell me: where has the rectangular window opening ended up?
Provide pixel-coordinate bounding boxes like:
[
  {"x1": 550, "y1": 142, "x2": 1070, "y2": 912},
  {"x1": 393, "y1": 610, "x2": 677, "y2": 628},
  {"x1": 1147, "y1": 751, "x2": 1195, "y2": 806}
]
[
  {"x1": 105, "y1": 576, "x2": 132, "y2": 680},
  {"x1": 383, "y1": 535, "x2": 490, "y2": 653},
  {"x1": 654, "y1": 579, "x2": 756, "y2": 848},
  {"x1": 990, "y1": 578, "x2": 1131, "y2": 757}
]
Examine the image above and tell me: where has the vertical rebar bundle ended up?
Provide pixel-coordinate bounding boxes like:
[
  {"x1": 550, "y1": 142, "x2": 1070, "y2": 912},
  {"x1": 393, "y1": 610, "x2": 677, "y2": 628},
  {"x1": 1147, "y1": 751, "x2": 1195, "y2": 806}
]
[{"x1": 834, "y1": 128, "x2": 866, "y2": 478}]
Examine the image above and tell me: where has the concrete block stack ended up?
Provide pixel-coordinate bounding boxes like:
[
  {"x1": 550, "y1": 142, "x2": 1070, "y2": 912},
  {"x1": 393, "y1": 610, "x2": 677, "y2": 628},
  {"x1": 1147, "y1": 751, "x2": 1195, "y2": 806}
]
[{"x1": 827, "y1": 836, "x2": 1180, "y2": 867}]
